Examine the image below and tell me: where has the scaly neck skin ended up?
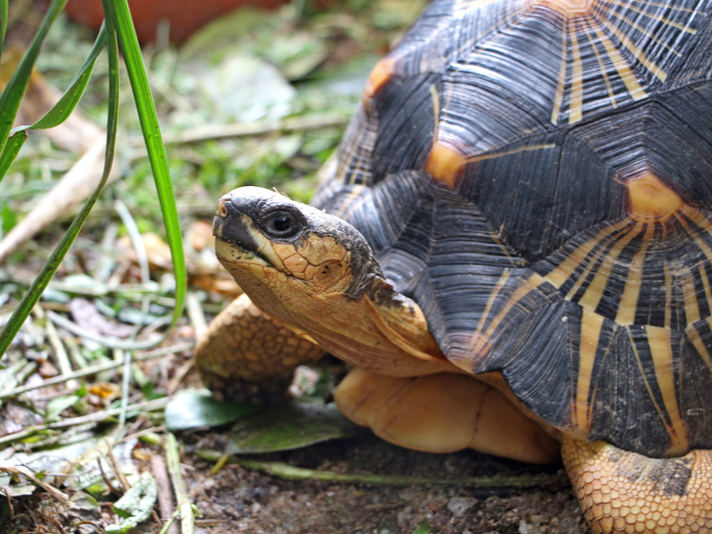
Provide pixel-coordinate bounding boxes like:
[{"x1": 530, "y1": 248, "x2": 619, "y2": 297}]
[
  {"x1": 217, "y1": 243, "x2": 456, "y2": 377},
  {"x1": 303, "y1": 281, "x2": 455, "y2": 377}
]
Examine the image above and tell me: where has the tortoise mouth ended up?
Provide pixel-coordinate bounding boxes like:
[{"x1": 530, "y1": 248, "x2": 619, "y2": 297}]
[{"x1": 213, "y1": 198, "x2": 272, "y2": 267}]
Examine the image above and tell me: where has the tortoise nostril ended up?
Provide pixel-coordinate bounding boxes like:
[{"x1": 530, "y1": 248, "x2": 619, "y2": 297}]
[{"x1": 217, "y1": 200, "x2": 228, "y2": 218}]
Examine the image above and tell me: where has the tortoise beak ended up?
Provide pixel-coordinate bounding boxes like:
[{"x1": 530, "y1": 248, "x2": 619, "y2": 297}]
[{"x1": 213, "y1": 190, "x2": 261, "y2": 254}]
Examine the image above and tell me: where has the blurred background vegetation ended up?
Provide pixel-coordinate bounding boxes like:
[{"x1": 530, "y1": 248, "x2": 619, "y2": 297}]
[{"x1": 0, "y1": 0, "x2": 426, "y2": 528}]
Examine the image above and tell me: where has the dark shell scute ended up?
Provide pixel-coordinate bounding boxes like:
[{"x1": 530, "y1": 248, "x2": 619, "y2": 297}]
[{"x1": 316, "y1": 0, "x2": 712, "y2": 455}]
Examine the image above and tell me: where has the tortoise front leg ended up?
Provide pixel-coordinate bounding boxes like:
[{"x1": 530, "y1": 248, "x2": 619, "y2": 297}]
[
  {"x1": 563, "y1": 437, "x2": 712, "y2": 533},
  {"x1": 195, "y1": 293, "x2": 325, "y2": 403},
  {"x1": 334, "y1": 368, "x2": 560, "y2": 464}
]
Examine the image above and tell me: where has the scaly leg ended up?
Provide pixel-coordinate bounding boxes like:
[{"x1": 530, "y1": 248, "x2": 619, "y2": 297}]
[
  {"x1": 563, "y1": 436, "x2": 712, "y2": 533},
  {"x1": 195, "y1": 293, "x2": 324, "y2": 402}
]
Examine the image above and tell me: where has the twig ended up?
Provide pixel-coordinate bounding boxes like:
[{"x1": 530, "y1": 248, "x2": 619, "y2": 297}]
[
  {"x1": 165, "y1": 433, "x2": 195, "y2": 534},
  {"x1": 0, "y1": 397, "x2": 169, "y2": 447},
  {"x1": 64, "y1": 335, "x2": 89, "y2": 370},
  {"x1": 43, "y1": 311, "x2": 78, "y2": 390},
  {"x1": 0, "y1": 466, "x2": 69, "y2": 503},
  {"x1": 166, "y1": 358, "x2": 193, "y2": 396},
  {"x1": 114, "y1": 200, "x2": 150, "y2": 286},
  {"x1": 117, "y1": 349, "x2": 131, "y2": 427},
  {"x1": 0, "y1": 138, "x2": 120, "y2": 263},
  {"x1": 185, "y1": 292, "x2": 207, "y2": 341},
  {"x1": 0, "y1": 273, "x2": 176, "y2": 304},
  {"x1": 142, "y1": 113, "x2": 349, "y2": 147},
  {"x1": 47, "y1": 310, "x2": 170, "y2": 351},
  {"x1": 105, "y1": 437, "x2": 131, "y2": 492},
  {"x1": 195, "y1": 450, "x2": 566, "y2": 489},
  {"x1": 151, "y1": 453, "x2": 179, "y2": 534},
  {"x1": 0, "y1": 341, "x2": 194, "y2": 400}
]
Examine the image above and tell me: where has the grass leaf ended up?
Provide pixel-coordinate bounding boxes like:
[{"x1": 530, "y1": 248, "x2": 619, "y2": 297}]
[
  {"x1": 101, "y1": 0, "x2": 186, "y2": 329},
  {"x1": 0, "y1": 0, "x2": 7, "y2": 61},
  {"x1": 13, "y1": 26, "x2": 108, "y2": 132},
  {"x1": 0, "y1": 131, "x2": 27, "y2": 182},
  {"x1": 0, "y1": 20, "x2": 120, "y2": 357},
  {"x1": 0, "y1": 0, "x2": 68, "y2": 160}
]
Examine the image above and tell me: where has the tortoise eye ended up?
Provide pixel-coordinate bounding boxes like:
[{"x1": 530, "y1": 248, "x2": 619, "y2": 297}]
[{"x1": 260, "y1": 210, "x2": 304, "y2": 239}]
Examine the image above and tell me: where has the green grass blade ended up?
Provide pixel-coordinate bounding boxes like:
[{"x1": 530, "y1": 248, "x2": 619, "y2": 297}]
[
  {"x1": 0, "y1": 0, "x2": 68, "y2": 158},
  {"x1": 16, "y1": 25, "x2": 108, "y2": 132},
  {"x1": 0, "y1": 0, "x2": 8, "y2": 61},
  {"x1": 0, "y1": 25, "x2": 107, "y2": 183},
  {"x1": 101, "y1": 0, "x2": 186, "y2": 329},
  {"x1": 0, "y1": 131, "x2": 27, "y2": 181},
  {"x1": 0, "y1": 21, "x2": 120, "y2": 357}
]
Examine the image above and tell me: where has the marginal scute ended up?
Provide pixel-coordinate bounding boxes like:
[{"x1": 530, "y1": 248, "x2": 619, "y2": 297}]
[
  {"x1": 627, "y1": 173, "x2": 685, "y2": 224},
  {"x1": 425, "y1": 141, "x2": 467, "y2": 189},
  {"x1": 364, "y1": 57, "x2": 397, "y2": 101}
]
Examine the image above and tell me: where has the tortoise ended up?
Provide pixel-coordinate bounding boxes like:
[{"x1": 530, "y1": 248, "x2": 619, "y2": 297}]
[{"x1": 195, "y1": 0, "x2": 712, "y2": 530}]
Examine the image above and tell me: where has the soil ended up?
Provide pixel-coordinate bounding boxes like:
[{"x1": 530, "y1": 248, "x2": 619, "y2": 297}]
[{"x1": 178, "y1": 432, "x2": 592, "y2": 534}]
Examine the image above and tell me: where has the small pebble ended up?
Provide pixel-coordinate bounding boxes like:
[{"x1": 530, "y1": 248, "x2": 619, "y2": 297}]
[{"x1": 447, "y1": 496, "x2": 477, "y2": 517}]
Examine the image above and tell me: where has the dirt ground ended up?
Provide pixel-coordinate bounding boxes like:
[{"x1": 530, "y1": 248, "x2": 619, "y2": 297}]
[{"x1": 179, "y1": 431, "x2": 591, "y2": 534}]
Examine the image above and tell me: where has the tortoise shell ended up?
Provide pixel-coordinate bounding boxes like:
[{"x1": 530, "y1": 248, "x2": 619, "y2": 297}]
[{"x1": 313, "y1": 0, "x2": 712, "y2": 458}]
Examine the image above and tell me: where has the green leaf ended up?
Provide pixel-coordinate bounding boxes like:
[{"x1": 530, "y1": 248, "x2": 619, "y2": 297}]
[
  {"x1": 412, "y1": 522, "x2": 435, "y2": 534},
  {"x1": 0, "y1": 0, "x2": 7, "y2": 61},
  {"x1": 0, "y1": 0, "x2": 68, "y2": 159},
  {"x1": 0, "y1": 17, "x2": 119, "y2": 358},
  {"x1": 0, "y1": 131, "x2": 27, "y2": 183},
  {"x1": 44, "y1": 395, "x2": 79, "y2": 422},
  {"x1": 101, "y1": 0, "x2": 186, "y2": 333},
  {"x1": 12, "y1": 26, "x2": 108, "y2": 133},
  {"x1": 1, "y1": 200, "x2": 18, "y2": 235},
  {"x1": 0, "y1": 23, "x2": 106, "y2": 183},
  {"x1": 164, "y1": 389, "x2": 258, "y2": 431},
  {"x1": 226, "y1": 402, "x2": 359, "y2": 454},
  {"x1": 105, "y1": 472, "x2": 157, "y2": 533}
]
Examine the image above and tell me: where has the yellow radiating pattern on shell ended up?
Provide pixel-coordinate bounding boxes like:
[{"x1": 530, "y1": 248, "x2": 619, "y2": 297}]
[
  {"x1": 627, "y1": 172, "x2": 685, "y2": 224},
  {"x1": 533, "y1": 0, "x2": 597, "y2": 16}
]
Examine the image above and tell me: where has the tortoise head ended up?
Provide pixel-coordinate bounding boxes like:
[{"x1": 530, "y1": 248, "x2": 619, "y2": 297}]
[{"x1": 212, "y1": 187, "x2": 384, "y2": 324}]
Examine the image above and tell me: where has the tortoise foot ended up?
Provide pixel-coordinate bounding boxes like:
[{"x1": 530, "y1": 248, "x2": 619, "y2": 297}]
[
  {"x1": 563, "y1": 436, "x2": 712, "y2": 533},
  {"x1": 195, "y1": 293, "x2": 324, "y2": 403}
]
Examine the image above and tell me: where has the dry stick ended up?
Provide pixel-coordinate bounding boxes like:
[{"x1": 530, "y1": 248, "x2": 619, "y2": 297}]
[
  {"x1": 0, "y1": 466, "x2": 69, "y2": 503},
  {"x1": 0, "y1": 397, "x2": 169, "y2": 447},
  {"x1": 166, "y1": 292, "x2": 206, "y2": 395},
  {"x1": 165, "y1": 433, "x2": 195, "y2": 534},
  {"x1": 0, "y1": 138, "x2": 120, "y2": 263},
  {"x1": 150, "y1": 113, "x2": 350, "y2": 147},
  {"x1": 105, "y1": 437, "x2": 131, "y2": 492},
  {"x1": 185, "y1": 292, "x2": 207, "y2": 341},
  {"x1": 0, "y1": 341, "x2": 194, "y2": 400},
  {"x1": 0, "y1": 274, "x2": 174, "y2": 302},
  {"x1": 195, "y1": 450, "x2": 566, "y2": 489},
  {"x1": 47, "y1": 310, "x2": 170, "y2": 351},
  {"x1": 151, "y1": 453, "x2": 180, "y2": 534},
  {"x1": 166, "y1": 357, "x2": 193, "y2": 396},
  {"x1": 44, "y1": 312, "x2": 78, "y2": 391}
]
